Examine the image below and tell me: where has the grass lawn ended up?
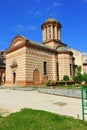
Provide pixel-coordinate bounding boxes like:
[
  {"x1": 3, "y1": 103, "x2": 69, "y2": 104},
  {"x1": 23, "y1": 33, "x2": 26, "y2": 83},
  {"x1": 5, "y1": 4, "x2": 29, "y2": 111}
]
[{"x1": 0, "y1": 108, "x2": 87, "y2": 130}]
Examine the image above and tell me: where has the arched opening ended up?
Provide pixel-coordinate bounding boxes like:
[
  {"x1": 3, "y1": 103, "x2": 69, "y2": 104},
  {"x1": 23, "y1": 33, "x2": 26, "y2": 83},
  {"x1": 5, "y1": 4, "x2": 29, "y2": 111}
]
[
  {"x1": 13, "y1": 72, "x2": 16, "y2": 84},
  {"x1": 33, "y1": 69, "x2": 40, "y2": 84}
]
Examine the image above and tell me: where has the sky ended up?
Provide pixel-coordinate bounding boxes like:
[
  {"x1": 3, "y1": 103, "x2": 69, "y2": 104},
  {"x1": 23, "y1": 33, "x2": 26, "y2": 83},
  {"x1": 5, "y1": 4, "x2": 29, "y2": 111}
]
[{"x1": 0, "y1": 0, "x2": 87, "y2": 53}]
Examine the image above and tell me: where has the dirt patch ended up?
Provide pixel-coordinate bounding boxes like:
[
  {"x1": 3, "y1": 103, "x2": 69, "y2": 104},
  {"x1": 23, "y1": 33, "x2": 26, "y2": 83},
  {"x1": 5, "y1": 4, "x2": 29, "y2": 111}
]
[
  {"x1": 54, "y1": 102, "x2": 67, "y2": 107},
  {"x1": 0, "y1": 108, "x2": 10, "y2": 117}
]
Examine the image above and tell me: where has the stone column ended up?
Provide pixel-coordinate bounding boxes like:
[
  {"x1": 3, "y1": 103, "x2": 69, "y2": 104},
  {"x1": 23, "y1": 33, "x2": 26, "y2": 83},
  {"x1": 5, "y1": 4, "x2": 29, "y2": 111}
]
[
  {"x1": 58, "y1": 28, "x2": 60, "y2": 40},
  {"x1": 47, "y1": 25, "x2": 49, "y2": 40},
  {"x1": 51, "y1": 25, "x2": 53, "y2": 39},
  {"x1": 52, "y1": 55, "x2": 58, "y2": 81},
  {"x1": 55, "y1": 25, "x2": 57, "y2": 39},
  {"x1": 42, "y1": 28, "x2": 44, "y2": 41}
]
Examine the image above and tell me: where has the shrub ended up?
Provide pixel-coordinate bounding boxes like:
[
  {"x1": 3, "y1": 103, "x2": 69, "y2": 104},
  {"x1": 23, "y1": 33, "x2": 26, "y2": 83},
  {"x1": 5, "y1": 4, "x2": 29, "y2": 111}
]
[
  {"x1": 63, "y1": 75, "x2": 69, "y2": 81},
  {"x1": 50, "y1": 81, "x2": 57, "y2": 86},
  {"x1": 46, "y1": 80, "x2": 50, "y2": 87}
]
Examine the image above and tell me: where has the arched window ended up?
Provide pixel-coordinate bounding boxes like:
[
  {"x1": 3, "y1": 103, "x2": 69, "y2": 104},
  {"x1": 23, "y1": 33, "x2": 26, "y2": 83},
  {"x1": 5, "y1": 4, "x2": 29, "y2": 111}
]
[
  {"x1": 49, "y1": 25, "x2": 51, "y2": 33},
  {"x1": 43, "y1": 61, "x2": 47, "y2": 75},
  {"x1": 13, "y1": 72, "x2": 16, "y2": 84},
  {"x1": 46, "y1": 27, "x2": 47, "y2": 40},
  {"x1": 53, "y1": 25, "x2": 55, "y2": 38}
]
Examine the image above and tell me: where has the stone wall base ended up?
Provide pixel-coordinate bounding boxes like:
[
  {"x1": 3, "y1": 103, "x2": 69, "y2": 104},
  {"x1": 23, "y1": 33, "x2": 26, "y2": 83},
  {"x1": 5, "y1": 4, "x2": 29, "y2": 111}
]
[{"x1": 6, "y1": 80, "x2": 43, "y2": 87}]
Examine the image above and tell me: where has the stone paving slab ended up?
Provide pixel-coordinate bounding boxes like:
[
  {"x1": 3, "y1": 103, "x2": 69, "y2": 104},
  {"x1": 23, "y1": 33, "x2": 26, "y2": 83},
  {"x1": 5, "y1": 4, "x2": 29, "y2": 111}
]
[
  {"x1": 0, "y1": 88, "x2": 86, "y2": 120},
  {"x1": 38, "y1": 88, "x2": 81, "y2": 98},
  {"x1": 0, "y1": 85, "x2": 81, "y2": 99}
]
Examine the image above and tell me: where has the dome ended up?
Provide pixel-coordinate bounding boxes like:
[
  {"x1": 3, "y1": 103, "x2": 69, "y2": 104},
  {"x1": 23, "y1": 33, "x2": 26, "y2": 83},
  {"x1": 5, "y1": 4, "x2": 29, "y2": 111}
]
[
  {"x1": 42, "y1": 17, "x2": 61, "y2": 28},
  {"x1": 57, "y1": 46, "x2": 67, "y2": 51},
  {"x1": 45, "y1": 17, "x2": 57, "y2": 22}
]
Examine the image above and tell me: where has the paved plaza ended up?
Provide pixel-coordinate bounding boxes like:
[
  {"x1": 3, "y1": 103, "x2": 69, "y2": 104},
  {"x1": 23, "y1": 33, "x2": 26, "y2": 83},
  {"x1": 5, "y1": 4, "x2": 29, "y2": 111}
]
[{"x1": 0, "y1": 88, "x2": 85, "y2": 120}]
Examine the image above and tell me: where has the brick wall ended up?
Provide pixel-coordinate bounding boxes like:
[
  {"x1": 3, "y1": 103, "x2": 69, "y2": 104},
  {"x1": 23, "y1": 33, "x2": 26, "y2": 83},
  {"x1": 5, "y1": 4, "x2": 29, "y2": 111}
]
[
  {"x1": 26, "y1": 47, "x2": 56, "y2": 84},
  {"x1": 6, "y1": 47, "x2": 26, "y2": 85},
  {"x1": 58, "y1": 52, "x2": 74, "y2": 80}
]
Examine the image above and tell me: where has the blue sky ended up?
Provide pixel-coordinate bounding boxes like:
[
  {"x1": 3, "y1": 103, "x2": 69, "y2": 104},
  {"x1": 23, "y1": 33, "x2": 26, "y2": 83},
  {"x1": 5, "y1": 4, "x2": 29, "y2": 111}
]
[{"x1": 0, "y1": 0, "x2": 87, "y2": 52}]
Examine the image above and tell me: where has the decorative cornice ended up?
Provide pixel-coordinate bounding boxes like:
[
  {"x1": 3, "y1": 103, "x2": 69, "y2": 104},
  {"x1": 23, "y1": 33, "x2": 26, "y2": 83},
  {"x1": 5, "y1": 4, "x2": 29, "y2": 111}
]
[
  {"x1": 6, "y1": 42, "x2": 26, "y2": 54},
  {"x1": 41, "y1": 21, "x2": 61, "y2": 29},
  {"x1": 6, "y1": 38, "x2": 58, "y2": 55},
  {"x1": 43, "y1": 39, "x2": 67, "y2": 46},
  {"x1": 58, "y1": 51, "x2": 73, "y2": 56},
  {"x1": 26, "y1": 40, "x2": 58, "y2": 54}
]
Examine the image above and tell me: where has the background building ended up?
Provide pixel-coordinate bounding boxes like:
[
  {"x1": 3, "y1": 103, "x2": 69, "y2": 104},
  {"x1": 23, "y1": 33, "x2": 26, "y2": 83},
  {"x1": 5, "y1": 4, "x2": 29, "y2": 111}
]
[
  {"x1": 83, "y1": 53, "x2": 87, "y2": 73},
  {"x1": 0, "y1": 50, "x2": 6, "y2": 84},
  {"x1": 68, "y1": 48, "x2": 83, "y2": 74}
]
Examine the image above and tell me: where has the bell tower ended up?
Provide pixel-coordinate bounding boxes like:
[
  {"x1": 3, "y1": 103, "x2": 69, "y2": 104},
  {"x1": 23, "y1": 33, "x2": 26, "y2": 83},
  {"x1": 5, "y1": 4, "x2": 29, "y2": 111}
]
[{"x1": 41, "y1": 17, "x2": 61, "y2": 45}]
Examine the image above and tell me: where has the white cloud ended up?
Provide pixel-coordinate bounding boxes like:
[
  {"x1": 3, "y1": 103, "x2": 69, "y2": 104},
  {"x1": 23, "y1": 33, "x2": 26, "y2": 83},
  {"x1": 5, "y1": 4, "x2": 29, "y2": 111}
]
[
  {"x1": 53, "y1": 2, "x2": 62, "y2": 7},
  {"x1": 35, "y1": 11, "x2": 40, "y2": 15},
  {"x1": 29, "y1": 9, "x2": 40, "y2": 16},
  {"x1": 16, "y1": 24, "x2": 25, "y2": 33},
  {"x1": 28, "y1": 26, "x2": 37, "y2": 31},
  {"x1": 29, "y1": 8, "x2": 34, "y2": 14},
  {"x1": 83, "y1": 52, "x2": 87, "y2": 55},
  {"x1": 15, "y1": 24, "x2": 37, "y2": 33}
]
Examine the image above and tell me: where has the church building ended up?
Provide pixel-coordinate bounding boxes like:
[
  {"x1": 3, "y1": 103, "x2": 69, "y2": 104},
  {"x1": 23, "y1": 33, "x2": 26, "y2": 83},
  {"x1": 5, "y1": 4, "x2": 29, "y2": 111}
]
[{"x1": 6, "y1": 17, "x2": 76, "y2": 86}]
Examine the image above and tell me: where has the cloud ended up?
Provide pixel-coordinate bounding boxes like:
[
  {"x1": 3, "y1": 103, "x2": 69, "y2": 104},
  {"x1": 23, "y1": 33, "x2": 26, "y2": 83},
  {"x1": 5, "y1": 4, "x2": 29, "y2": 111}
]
[
  {"x1": 83, "y1": 52, "x2": 87, "y2": 55},
  {"x1": 53, "y1": 2, "x2": 62, "y2": 7},
  {"x1": 35, "y1": 11, "x2": 40, "y2": 15},
  {"x1": 29, "y1": 9, "x2": 40, "y2": 16},
  {"x1": 16, "y1": 24, "x2": 25, "y2": 33},
  {"x1": 15, "y1": 24, "x2": 37, "y2": 33},
  {"x1": 28, "y1": 26, "x2": 37, "y2": 31},
  {"x1": 29, "y1": 8, "x2": 34, "y2": 14}
]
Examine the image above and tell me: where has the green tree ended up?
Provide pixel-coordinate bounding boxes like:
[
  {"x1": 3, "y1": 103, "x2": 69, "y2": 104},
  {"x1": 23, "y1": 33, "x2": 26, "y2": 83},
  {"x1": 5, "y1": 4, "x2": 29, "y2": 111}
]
[
  {"x1": 73, "y1": 66, "x2": 83, "y2": 82},
  {"x1": 82, "y1": 73, "x2": 87, "y2": 83},
  {"x1": 77, "y1": 66, "x2": 82, "y2": 76}
]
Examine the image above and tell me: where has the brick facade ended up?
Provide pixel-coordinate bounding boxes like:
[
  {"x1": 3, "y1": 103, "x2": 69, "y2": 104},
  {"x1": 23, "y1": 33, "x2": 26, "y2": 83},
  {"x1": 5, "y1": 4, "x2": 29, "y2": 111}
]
[{"x1": 6, "y1": 17, "x2": 76, "y2": 86}]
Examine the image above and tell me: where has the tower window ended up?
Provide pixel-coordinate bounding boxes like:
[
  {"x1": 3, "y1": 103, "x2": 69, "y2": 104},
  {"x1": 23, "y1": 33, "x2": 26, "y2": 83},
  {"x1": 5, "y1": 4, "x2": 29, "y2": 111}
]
[
  {"x1": 43, "y1": 62, "x2": 47, "y2": 75},
  {"x1": 53, "y1": 25, "x2": 55, "y2": 38},
  {"x1": 70, "y1": 64, "x2": 72, "y2": 75},
  {"x1": 49, "y1": 25, "x2": 51, "y2": 33},
  {"x1": 56, "y1": 62, "x2": 59, "y2": 80},
  {"x1": 53, "y1": 34, "x2": 55, "y2": 38},
  {"x1": 49, "y1": 34, "x2": 51, "y2": 38},
  {"x1": 46, "y1": 27, "x2": 47, "y2": 40},
  {"x1": 46, "y1": 27, "x2": 47, "y2": 34},
  {"x1": 53, "y1": 25, "x2": 55, "y2": 33}
]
